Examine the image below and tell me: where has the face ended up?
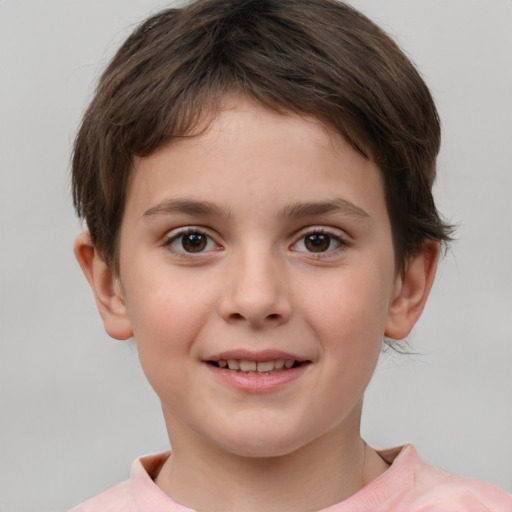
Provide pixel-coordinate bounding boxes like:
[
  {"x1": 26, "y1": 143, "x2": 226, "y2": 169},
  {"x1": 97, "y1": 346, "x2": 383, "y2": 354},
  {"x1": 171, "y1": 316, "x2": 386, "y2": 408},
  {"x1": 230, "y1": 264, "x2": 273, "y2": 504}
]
[{"x1": 116, "y1": 98, "x2": 400, "y2": 458}]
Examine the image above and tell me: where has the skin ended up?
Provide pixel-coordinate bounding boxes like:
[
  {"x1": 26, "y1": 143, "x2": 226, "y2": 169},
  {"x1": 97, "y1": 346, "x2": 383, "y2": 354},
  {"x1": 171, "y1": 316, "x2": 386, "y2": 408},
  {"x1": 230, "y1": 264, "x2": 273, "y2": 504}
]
[{"x1": 75, "y1": 97, "x2": 439, "y2": 512}]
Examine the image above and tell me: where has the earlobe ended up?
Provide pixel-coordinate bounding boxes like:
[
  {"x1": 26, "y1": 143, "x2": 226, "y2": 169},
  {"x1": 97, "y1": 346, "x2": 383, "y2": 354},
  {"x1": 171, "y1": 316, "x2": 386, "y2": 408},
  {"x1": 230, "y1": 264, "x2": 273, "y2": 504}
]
[
  {"x1": 385, "y1": 242, "x2": 440, "y2": 340},
  {"x1": 74, "y1": 232, "x2": 133, "y2": 340}
]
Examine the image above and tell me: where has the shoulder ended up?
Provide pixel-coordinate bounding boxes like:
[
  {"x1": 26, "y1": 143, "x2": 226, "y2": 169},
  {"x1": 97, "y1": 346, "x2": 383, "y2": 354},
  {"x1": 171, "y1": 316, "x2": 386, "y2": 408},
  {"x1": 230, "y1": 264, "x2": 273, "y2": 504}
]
[
  {"x1": 69, "y1": 451, "x2": 183, "y2": 512},
  {"x1": 412, "y1": 461, "x2": 512, "y2": 511},
  {"x1": 69, "y1": 480, "x2": 133, "y2": 512},
  {"x1": 383, "y1": 445, "x2": 512, "y2": 511}
]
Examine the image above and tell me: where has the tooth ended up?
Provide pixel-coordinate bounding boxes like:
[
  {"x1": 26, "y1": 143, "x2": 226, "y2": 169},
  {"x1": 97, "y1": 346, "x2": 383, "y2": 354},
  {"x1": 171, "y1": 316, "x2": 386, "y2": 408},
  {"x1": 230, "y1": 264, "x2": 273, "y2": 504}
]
[
  {"x1": 256, "y1": 361, "x2": 274, "y2": 372},
  {"x1": 284, "y1": 360, "x2": 294, "y2": 369},
  {"x1": 218, "y1": 360, "x2": 227, "y2": 368},
  {"x1": 239, "y1": 360, "x2": 257, "y2": 371},
  {"x1": 274, "y1": 360, "x2": 285, "y2": 369},
  {"x1": 227, "y1": 360, "x2": 240, "y2": 370}
]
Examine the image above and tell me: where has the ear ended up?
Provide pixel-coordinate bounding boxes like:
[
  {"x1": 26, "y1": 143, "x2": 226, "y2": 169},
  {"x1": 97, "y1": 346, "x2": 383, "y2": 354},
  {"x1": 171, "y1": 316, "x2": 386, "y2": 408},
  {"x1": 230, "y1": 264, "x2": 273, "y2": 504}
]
[
  {"x1": 74, "y1": 231, "x2": 133, "y2": 340},
  {"x1": 385, "y1": 242, "x2": 440, "y2": 340}
]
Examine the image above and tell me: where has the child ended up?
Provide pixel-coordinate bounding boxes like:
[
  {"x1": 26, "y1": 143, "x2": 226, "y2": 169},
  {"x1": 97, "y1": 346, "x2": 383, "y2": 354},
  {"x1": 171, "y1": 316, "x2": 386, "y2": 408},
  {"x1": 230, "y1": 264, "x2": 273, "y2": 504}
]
[{"x1": 70, "y1": 0, "x2": 512, "y2": 510}]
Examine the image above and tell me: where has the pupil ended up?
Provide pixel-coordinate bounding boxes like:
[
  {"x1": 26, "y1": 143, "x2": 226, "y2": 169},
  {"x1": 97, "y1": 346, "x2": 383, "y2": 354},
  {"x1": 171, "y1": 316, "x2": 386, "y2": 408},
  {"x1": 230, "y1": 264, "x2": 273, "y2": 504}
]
[
  {"x1": 182, "y1": 233, "x2": 206, "y2": 252},
  {"x1": 305, "y1": 234, "x2": 330, "y2": 252}
]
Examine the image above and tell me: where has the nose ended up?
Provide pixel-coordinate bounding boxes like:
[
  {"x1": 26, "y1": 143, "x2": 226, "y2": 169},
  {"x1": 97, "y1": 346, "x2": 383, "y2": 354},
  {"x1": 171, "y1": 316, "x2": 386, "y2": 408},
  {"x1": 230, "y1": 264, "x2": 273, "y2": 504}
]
[{"x1": 218, "y1": 248, "x2": 292, "y2": 328}]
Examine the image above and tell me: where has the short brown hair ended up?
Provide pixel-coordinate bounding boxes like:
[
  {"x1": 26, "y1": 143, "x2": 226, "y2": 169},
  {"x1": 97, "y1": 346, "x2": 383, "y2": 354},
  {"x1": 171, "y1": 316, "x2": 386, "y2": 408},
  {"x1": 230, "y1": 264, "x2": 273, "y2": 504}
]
[{"x1": 72, "y1": 0, "x2": 452, "y2": 274}]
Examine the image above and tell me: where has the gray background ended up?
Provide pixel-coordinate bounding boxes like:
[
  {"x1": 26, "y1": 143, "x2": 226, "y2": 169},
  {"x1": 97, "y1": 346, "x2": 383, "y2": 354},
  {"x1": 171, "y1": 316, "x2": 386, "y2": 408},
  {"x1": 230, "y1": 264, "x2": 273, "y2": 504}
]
[{"x1": 1, "y1": 1, "x2": 511, "y2": 510}]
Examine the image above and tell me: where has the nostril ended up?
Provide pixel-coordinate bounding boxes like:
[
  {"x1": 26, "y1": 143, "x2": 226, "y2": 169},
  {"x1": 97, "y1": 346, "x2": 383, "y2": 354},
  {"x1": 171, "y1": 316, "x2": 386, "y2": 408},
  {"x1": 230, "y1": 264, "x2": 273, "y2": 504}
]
[{"x1": 228, "y1": 312, "x2": 281, "y2": 322}]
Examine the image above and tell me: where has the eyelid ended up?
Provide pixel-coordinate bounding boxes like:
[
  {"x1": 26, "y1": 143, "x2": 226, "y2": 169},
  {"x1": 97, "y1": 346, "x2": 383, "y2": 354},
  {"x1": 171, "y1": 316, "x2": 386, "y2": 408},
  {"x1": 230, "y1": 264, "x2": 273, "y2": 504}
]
[
  {"x1": 290, "y1": 226, "x2": 351, "y2": 255},
  {"x1": 163, "y1": 226, "x2": 223, "y2": 256}
]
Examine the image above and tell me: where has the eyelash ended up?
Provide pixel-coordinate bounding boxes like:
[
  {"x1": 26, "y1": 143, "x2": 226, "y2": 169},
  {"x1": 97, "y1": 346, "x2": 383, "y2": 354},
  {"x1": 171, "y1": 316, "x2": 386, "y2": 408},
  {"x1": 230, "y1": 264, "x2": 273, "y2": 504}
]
[
  {"x1": 163, "y1": 227, "x2": 220, "y2": 258},
  {"x1": 291, "y1": 227, "x2": 349, "y2": 258},
  {"x1": 162, "y1": 226, "x2": 350, "y2": 259}
]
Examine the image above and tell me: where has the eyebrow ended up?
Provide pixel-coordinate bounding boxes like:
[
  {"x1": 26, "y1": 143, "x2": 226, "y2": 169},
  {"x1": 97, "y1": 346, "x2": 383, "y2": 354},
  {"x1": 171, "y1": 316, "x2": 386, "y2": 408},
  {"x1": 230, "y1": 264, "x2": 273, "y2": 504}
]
[
  {"x1": 279, "y1": 199, "x2": 371, "y2": 221},
  {"x1": 142, "y1": 199, "x2": 231, "y2": 219},
  {"x1": 141, "y1": 198, "x2": 370, "y2": 222}
]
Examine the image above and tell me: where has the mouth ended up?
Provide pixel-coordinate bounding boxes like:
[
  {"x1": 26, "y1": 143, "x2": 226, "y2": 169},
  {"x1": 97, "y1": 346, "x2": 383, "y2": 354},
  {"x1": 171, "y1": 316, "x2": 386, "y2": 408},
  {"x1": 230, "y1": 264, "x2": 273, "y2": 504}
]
[{"x1": 206, "y1": 359, "x2": 310, "y2": 375}]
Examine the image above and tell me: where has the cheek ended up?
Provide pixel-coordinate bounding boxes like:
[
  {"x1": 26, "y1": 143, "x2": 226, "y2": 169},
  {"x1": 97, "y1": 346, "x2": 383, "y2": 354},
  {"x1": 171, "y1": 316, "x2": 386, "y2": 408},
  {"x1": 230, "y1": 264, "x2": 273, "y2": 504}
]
[
  {"x1": 122, "y1": 272, "x2": 216, "y2": 378},
  {"x1": 124, "y1": 261, "x2": 212, "y2": 335},
  {"x1": 300, "y1": 265, "x2": 393, "y2": 384},
  {"x1": 127, "y1": 293, "x2": 205, "y2": 403},
  {"x1": 305, "y1": 268, "x2": 393, "y2": 343}
]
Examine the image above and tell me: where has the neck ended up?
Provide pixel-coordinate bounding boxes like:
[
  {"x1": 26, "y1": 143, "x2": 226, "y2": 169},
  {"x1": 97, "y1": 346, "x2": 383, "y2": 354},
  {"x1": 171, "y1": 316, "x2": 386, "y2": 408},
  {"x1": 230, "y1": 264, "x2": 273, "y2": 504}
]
[{"x1": 155, "y1": 406, "x2": 389, "y2": 512}]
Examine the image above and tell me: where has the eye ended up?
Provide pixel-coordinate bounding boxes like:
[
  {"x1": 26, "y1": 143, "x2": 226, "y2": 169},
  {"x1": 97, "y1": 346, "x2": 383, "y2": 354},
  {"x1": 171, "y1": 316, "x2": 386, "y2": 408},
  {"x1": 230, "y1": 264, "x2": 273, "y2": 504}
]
[
  {"x1": 292, "y1": 229, "x2": 345, "y2": 254},
  {"x1": 165, "y1": 229, "x2": 219, "y2": 254}
]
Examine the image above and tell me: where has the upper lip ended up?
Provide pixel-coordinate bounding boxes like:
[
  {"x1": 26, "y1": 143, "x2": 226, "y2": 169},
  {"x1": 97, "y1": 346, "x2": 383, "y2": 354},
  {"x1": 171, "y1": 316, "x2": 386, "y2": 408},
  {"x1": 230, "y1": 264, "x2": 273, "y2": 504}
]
[{"x1": 204, "y1": 349, "x2": 309, "y2": 362}]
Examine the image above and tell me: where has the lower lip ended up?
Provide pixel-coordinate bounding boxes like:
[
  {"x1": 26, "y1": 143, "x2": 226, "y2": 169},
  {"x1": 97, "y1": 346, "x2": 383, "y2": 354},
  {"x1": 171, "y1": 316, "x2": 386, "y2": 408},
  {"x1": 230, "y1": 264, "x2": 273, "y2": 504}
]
[{"x1": 204, "y1": 363, "x2": 310, "y2": 393}]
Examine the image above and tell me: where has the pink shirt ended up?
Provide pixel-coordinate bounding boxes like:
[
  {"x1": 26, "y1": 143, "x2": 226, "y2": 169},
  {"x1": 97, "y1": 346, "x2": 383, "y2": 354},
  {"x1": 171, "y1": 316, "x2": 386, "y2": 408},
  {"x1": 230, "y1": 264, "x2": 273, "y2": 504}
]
[{"x1": 70, "y1": 445, "x2": 512, "y2": 511}]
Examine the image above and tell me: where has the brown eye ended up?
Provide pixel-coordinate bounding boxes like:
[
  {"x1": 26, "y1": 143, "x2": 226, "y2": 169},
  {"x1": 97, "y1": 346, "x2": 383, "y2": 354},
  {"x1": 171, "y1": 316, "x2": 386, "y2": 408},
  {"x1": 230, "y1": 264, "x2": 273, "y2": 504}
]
[
  {"x1": 167, "y1": 230, "x2": 217, "y2": 254},
  {"x1": 304, "y1": 233, "x2": 331, "y2": 252},
  {"x1": 181, "y1": 233, "x2": 207, "y2": 252},
  {"x1": 292, "y1": 229, "x2": 344, "y2": 255}
]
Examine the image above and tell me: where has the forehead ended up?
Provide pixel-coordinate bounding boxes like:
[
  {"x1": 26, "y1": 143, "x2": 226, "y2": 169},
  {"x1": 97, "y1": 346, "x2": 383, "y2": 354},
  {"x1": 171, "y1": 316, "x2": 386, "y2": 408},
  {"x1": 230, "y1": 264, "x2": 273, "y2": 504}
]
[{"x1": 124, "y1": 98, "x2": 388, "y2": 228}]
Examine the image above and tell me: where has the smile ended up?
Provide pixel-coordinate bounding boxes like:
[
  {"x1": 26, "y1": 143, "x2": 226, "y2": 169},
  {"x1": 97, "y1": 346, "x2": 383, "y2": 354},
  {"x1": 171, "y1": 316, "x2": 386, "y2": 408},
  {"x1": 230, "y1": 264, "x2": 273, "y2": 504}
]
[
  {"x1": 204, "y1": 352, "x2": 311, "y2": 392},
  {"x1": 208, "y1": 359, "x2": 306, "y2": 374}
]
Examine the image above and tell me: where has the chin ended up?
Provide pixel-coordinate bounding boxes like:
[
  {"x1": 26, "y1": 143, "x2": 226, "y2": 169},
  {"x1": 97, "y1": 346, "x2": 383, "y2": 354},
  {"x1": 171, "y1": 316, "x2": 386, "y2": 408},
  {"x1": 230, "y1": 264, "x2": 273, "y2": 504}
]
[
  {"x1": 226, "y1": 442, "x2": 300, "y2": 459},
  {"x1": 214, "y1": 425, "x2": 311, "y2": 459}
]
